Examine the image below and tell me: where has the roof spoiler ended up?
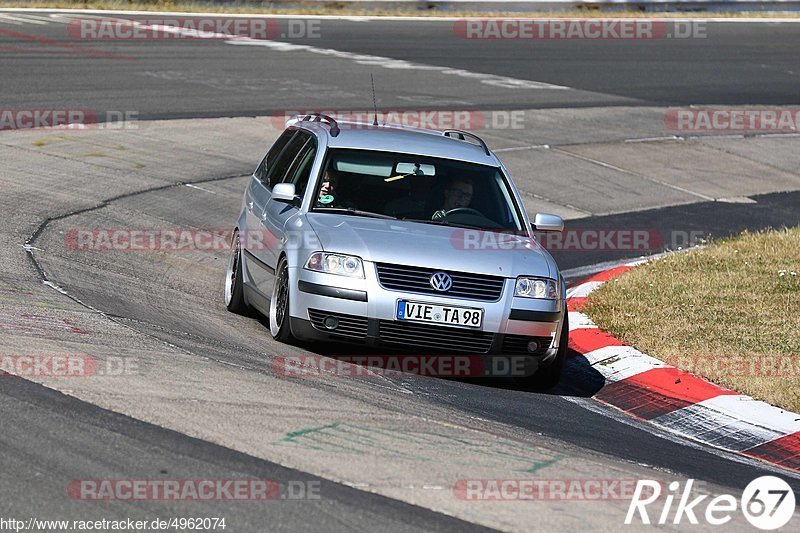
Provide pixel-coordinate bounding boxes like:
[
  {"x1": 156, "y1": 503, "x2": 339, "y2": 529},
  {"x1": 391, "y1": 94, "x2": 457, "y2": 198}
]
[{"x1": 288, "y1": 113, "x2": 340, "y2": 137}]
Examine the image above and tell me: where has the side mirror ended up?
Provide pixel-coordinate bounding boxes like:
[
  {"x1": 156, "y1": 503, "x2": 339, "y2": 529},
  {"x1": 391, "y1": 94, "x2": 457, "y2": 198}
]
[
  {"x1": 272, "y1": 183, "x2": 297, "y2": 203},
  {"x1": 531, "y1": 213, "x2": 564, "y2": 232}
]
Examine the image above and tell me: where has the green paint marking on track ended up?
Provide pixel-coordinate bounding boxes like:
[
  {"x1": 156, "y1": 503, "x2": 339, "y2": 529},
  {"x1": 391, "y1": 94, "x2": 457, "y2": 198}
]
[
  {"x1": 523, "y1": 456, "x2": 562, "y2": 474},
  {"x1": 281, "y1": 422, "x2": 341, "y2": 442},
  {"x1": 275, "y1": 422, "x2": 562, "y2": 470}
]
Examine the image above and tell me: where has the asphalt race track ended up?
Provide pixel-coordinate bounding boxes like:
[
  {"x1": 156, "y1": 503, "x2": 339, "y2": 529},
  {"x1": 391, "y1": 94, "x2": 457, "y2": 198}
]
[
  {"x1": 1, "y1": 14, "x2": 800, "y2": 116},
  {"x1": 1, "y1": 10, "x2": 799, "y2": 532}
]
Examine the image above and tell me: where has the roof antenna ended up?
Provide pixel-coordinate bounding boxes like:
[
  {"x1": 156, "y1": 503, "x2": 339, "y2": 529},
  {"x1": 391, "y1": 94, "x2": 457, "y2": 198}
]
[{"x1": 370, "y1": 73, "x2": 379, "y2": 126}]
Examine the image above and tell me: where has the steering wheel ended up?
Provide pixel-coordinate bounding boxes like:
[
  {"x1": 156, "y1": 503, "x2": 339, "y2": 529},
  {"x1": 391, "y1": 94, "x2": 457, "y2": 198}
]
[{"x1": 444, "y1": 207, "x2": 484, "y2": 218}]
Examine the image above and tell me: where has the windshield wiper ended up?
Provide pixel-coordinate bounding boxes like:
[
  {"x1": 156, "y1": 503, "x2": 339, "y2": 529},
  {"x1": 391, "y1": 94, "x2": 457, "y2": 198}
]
[
  {"x1": 400, "y1": 217, "x2": 487, "y2": 230},
  {"x1": 315, "y1": 208, "x2": 398, "y2": 220},
  {"x1": 401, "y1": 217, "x2": 449, "y2": 226}
]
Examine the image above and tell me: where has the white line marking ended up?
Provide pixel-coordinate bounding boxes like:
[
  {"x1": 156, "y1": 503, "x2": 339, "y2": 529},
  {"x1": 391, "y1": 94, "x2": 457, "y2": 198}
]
[
  {"x1": 582, "y1": 345, "x2": 654, "y2": 367},
  {"x1": 623, "y1": 135, "x2": 681, "y2": 143},
  {"x1": 552, "y1": 146, "x2": 717, "y2": 202},
  {"x1": 14, "y1": 14, "x2": 58, "y2": 22},
  {"x1": 226, "y1": 37, "x2": 570, "y2": 90},
  {"x1": 47, "y1": 13, "x2": 106, "y2": 23},
  {"x1": 0, "y1": 14, "x2": 49, "y2": 25},
  {"x1": 565, "y1": 281, "x2": 602, "y2": 298},
  {"x1": 717, "y1": 196, "x2": 756, "y2": 204},
  {"x1": 624, "y1": 258, "x2": 650, "y2": 267},
  {"x1": 568, "y1": 311, "x2": 596, "y2": 329},
  {"x1": 0, "y1": 14, "x2": 23, "y2": 25},
  {"x1": 115, "y1": 19, "x2": 571, "y2": 90},
  {"x1": 119, "y1": 20, "x2": 567, "y2": 91},
  {"x1": 42, "y1": 280, "x2": 69, "y2": 295},
  {"x1": 591, "y1": 349, "x2": 668, "y2": 382},
  {"x1": 493, "y1": 144, "x2": 549, "y2": 152},
  {"x1": 185, "y1": 183, "x2": 217, "y2": 194}
]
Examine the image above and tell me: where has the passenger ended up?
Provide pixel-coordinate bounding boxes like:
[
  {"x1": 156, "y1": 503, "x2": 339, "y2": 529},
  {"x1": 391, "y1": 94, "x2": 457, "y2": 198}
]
[{"x1": 316, "y1": 167, "x2": 354, "y2": 208}]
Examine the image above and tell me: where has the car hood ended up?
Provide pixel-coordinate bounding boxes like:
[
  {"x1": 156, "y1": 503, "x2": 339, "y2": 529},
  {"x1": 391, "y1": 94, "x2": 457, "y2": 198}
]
[{"x1": 305, "y1": 213, "x2": 552, "y2": 278}]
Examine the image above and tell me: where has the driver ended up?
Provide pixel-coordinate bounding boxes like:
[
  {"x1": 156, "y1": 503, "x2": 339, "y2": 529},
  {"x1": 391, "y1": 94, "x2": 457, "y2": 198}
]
[{"x1": 432, "y1": 177, "x2": 473, "y2": 221}]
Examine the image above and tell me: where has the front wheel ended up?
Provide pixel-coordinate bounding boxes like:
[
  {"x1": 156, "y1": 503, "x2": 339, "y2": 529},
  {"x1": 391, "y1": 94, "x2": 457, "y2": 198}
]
[
  {"x1": 269, "y1": 256, "x2": 295, "y2": 343},
  {"x1": 224, "y1": 229, "x2": 250, "y2": 315}
]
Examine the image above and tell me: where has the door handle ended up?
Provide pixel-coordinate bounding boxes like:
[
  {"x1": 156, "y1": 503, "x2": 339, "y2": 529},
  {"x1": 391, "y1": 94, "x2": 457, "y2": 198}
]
[{"x1": 247, "y1": 201, "x2": 254, "y2": 210}]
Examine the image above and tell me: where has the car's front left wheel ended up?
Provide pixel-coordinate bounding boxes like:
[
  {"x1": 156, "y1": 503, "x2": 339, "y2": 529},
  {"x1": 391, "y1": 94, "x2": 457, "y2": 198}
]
[{"x1": 269, "y1": 255, "x2": 295, "y2": 343}]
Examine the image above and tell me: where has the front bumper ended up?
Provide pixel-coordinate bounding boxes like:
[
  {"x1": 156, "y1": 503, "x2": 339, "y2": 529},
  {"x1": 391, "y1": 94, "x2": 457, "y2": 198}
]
[{"x1": 289, "y1": 262, "x2": 565, "y2": 360}]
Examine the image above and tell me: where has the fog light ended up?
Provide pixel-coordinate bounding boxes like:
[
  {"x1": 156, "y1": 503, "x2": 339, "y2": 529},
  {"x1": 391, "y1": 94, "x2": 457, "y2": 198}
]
[
  {"x1": 526, "y1": 341, "x2": 540, "y2": 353},
  {"x1": 322, "y1": 316, "x2": 339, "y2": 330}
]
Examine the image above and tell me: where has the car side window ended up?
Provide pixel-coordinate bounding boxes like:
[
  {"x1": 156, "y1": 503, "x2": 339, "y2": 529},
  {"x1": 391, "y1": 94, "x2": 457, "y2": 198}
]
[
  {"x1": 254, "y1": 130, "x2": 295, "y2": 187},
  {"x1": 266, "y1": 131, "x2": 311, "y2": 189},
  {"x1": 284, "y1": 137, "x2": 317, "y2": 199}
]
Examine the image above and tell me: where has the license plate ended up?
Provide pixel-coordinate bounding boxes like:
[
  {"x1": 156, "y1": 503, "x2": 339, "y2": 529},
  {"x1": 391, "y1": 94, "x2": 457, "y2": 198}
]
[{"x1": 396, "y1": 300, "x2": 483, "y2": 328}]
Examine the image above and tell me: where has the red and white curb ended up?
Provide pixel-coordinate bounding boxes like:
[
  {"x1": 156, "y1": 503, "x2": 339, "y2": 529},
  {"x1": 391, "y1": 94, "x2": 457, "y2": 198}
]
[{"x1": 565, "y1": 261, "x2": 800, "y2": 473}]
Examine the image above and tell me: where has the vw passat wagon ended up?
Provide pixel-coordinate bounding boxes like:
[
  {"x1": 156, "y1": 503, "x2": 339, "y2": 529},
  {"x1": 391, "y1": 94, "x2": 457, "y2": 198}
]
[{"x1": 225, "y1": 114, "x2": 568, "y2": 387}]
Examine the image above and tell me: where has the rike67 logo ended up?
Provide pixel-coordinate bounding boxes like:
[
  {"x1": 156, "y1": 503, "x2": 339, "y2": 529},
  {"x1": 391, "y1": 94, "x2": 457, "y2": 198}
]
[{"x1": 626, "y1": 477, "x2": 796, "y2": 530}]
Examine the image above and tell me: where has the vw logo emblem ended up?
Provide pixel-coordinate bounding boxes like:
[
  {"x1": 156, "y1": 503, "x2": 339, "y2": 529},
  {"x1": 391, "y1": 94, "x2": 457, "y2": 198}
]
[{"x1": 429, "y1": 272, "x2": 453, "y2": 292}]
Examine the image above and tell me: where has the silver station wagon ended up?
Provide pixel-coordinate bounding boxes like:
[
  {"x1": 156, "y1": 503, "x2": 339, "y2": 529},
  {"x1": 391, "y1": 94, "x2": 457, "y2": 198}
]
[{"x1": 225, "y1": 114, "x2": 569, "y2": 387}]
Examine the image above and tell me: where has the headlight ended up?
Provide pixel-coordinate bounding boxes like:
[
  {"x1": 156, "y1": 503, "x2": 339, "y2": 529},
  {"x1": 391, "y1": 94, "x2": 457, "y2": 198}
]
[
  {"x1": 514, "y1": 277, "x2": 559, "y2": 299},
  {"x1": 305, "y1": 252, "x2": 365, "y2": 278}
]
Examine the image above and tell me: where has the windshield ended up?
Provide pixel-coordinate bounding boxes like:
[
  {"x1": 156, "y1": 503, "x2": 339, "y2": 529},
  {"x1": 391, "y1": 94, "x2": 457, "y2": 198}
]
[{"x1": 310, "y1": 148, "x2": 524, "y2": 231}]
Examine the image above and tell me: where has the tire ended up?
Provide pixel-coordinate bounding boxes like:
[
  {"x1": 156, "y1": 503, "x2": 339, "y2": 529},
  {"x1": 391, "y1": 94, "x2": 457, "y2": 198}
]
[
  {"x1": 269, "y1": 255, "x2": 295, "y2": 343},
  {"x1": 526, "y1": 311, "x2": 569, "y2": 390},
  {"x1": 224, "y1": 229, "x2": 250, "y2": 315}
]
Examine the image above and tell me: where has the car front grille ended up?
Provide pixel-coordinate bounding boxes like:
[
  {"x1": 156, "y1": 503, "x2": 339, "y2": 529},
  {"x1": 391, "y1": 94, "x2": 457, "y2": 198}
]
[
  {"x1": 375, "y1": 263, "x2": 505, "y2": 302},
  {"x1": 378, "y1": 320, "x2": 494, "y2": 354},
  {"x1": 501, "y1": 335, "x2": 553, "y2": 356},
  {"x1": 308, "y1": 309, "x2": 368, "y2": 339}
]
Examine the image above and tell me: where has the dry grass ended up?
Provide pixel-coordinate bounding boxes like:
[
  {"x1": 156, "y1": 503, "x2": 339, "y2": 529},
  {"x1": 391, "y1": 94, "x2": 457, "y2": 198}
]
[
  {"x1": 584, "y1": 228, "x2": 800, "y2": 412},
  {"x1": 1, "y1": 1, "x2": 799, "y2": 18}
]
